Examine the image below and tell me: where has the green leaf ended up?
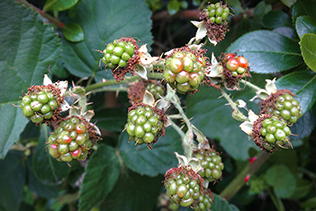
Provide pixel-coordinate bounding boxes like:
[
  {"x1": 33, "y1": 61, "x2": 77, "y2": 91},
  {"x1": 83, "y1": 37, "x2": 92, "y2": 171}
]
[
  {"x1": 227, "y1": 0, "x2": 243, "y2": 17},
  {"x1": 253, "y1": 1, "x2": 272, "y2": 24},
  {"x1": 292, "y1": 0, "x2": 316, "y2": 22},
  {"x1": 268, "y1": 150, "x2": 298, "y2": 174},
  {"x1": 212, "y1": 193, "x2": 239, "y2": 211},
  {"x1": 0, "y1": 0, "x2": 61, "y2": 158},
  {"x1": 62, "y1": 0, "x2": 153, "y2": 79},
  {"x1": 275, "y1": 70, "x2": 316, "y2": 113},
  {"x1": 44, "y1": 0, "x2": 78, "y2": 11},
  {"x1": 167, "y1": 0, "x2": 180, "y2": 16},
  {"x1": 26, "y1": 155, "x2": 59, "y2": 199},
  {"x1": 32, "y1": 125, "x2": 70, "y2": 185},
  {"x1": 264, "y1": 164, "x2": 296, "y2": 198},
  {"x1": 0, "y1": 150, "x2": 26, "y2": 211},
  {"x1": 227, "y1": 30, "x2": 303, "y2": 74},
  {"x1": 296, "y1": 16, "x2": 316, "y2": 39},
  {"x1": 93, "y1": 107, "x2": 127, "y2": 132},
  {"x1": 273, "y1": 27, "x2": 298, "y2": 39},
  {"x1": 261, "y1": 10, "x2": 292, "y2": 29},
  {"x1": 281, "y1": 0, "x2": 296, "y2": 7},
  {"x1": 186, "y1": 86, "x2": 260, "y2": 160},
  {"x1": 301, "y1": 196, "x2": 316, "y2": 208},
  {"x1": 78, "y1": 144, "x2": 120, "y2": 211},
  {"x1": 62, "y1": 22, "x2": 84, "y2": 42},
  {"x1": 118, "y1": 127, "x2": 183, "y2": 176},
  {"x1": 300, "y1": 33, "x2": 316, "y2": 72},
  {"x1": 291, "y1": 178, "x2": 313, "y2": 199},
  {"x1": 101, "y1": 170, "x2": 163, "y2": 211}
]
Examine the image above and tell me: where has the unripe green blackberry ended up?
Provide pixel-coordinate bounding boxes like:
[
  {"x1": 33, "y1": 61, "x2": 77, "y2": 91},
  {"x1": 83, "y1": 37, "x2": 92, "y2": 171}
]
[
  {"x1": 193, "y1": 149, "x2": 224, "y2": 182},
  {"x1": 125, "y1": 103, "x2": 165, "y2": 146},
  {"x1": 146, "y1": 83, "x2": 165, "y2": 100},
  {"x1": 252, "y1": 115, "x2": 292, "y2": 152},
  {"x1": 20, "y1": 85, "x2": 63, "y2": 124},
  {"x1": 164, "y1": 50, "x2": 206, "y2": 94},
  {"x1": 262, "y1": 91, "x2": 303, "y2": 125},
  {"x1": 48, "y1": 116, "x2": 98, "y2": 162},
  {"x1": 193, "y1": 188, "x2": 214, "y2": 211},
  {"x1": 204, "y1": 2, "x2": 230, "y2": 25},
  {"x1": 164, "y1": 166, "x2": 203, "y2": 208}
]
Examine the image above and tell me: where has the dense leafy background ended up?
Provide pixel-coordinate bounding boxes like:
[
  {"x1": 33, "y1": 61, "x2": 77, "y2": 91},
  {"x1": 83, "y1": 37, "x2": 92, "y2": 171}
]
[{"x1": 1, "y1": 0, "x2": 316, "y2": 211}]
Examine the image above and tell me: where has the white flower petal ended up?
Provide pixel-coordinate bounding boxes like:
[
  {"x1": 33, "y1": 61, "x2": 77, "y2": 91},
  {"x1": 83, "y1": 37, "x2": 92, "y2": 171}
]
[
  {"x1": 196, "y1": 22, "x2": 207, "y2": 40},
  {"x1": 191, "y1": 20, "x2": 203, "y2": 28},
  {"x1": 135, "y1": 64, "x2": 148, "y2": 80},
  {"x1": 175, "y1": 152, "x2": 188, "y2": 167},
  {"x1": 265, "y1": 78, "x2": 277, "y2": 94},
  {"x1": 43, "y1": 74, "x2": 52, "y2": 85},
  {"x1": 139, "y1": 44, "x2": 148, "y2": 54},
  {"x1": 249, "y1": 89, "x2": 270, "y2": 102},
  {"x1": 236, "y1": 99, "x2": 247, "y2": 109},
  {"x1": 211, "y1": 52, "x2": 218, "y2": 65},
  {"x1": 248, "y1": 110, "x2": 259, "y2": 123},
  {"x1": 239, "y1": 121, "x2": 254, "y2": 135},
  {"x1": 55, "y1": 80, "x2": 68, "y2": 96},
  {"x1": 142, "y1": 90, "x2": 155, "y2": 106},
  {"x1": 91, "y1": 123, "x2": 101, "y2": 136},
  {"x1": 60, "y1": 101, "x2": 70, "y2": 112},
  {"x1": 208, "y1": 37, "x2": 218, "y2": 46}
]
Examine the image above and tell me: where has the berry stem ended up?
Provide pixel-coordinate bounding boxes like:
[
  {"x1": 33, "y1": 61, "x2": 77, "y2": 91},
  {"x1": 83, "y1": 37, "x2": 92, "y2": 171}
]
[
  {"x1": 267, "y1": 187, "x2": 285, "y2": 211},
  {"x1": 219, "y1": 151, "x2": 271, "y2": 201},
  {"x1": 88, "y1": 86, "x2": 128, "y2": 94},
  {"x1": 16, "y1": 0, "x2": 64, "y2": 28},
  {"x1": 84, "y1": 72, "x2": 163, "y2": 92},
  {"x1": 219, "y1": 88, "x2": 248, "y2": 121},
  {"x1": 167, "y1": 117, "x2": 186, "y2": 139},
  {"x1": 240, "y1": 79, "x2": 262, "y2": 92}
]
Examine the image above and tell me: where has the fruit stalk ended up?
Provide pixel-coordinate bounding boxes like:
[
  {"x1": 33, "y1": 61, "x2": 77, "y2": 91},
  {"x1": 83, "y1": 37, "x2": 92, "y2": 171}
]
[
  {"x1": 240, "y1": 79, "x2": 262, "y2": 92},
  {"x1": 219, "y1": 151, "x2": 271, "y2": 200}
]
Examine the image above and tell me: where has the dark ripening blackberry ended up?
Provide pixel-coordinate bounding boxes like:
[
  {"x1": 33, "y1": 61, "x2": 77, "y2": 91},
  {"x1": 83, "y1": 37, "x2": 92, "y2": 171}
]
[
  {"x1": 47, "y1": 116, "x2": 99, "y2": 162},
  {"x1": 101, "y1": 37, "x2": 140, "y2": 82},
  {"x1": 164, "y1": 166, "x2": 204, "y2": 208},
  {"x1": 260, "y1": 90, "x2": 303, "y2": 125},
  {"x1": 20, "y1": 84, "x2": 64, "y2": 125},
  {"x1": 164, "y1": 47, "x2": 207, "y2": 94},
  {"x1": 252, "y1": 115, "x2": 291, "y2": 152},
  {"x1": 193, "y1": 149, "x2": 224, "y2": 182},
  {"x1": 125, "y1": 103, "x2": 166, "y2": 148}
]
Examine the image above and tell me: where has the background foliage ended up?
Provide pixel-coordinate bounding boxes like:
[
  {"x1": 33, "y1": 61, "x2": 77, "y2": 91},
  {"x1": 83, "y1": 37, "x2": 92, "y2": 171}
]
[{"x1": 0, "y1": 0, "x2": 316, "y2": 211}]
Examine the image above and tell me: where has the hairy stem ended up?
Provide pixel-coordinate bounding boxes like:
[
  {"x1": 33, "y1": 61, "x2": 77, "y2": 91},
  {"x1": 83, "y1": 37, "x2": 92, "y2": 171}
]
[
  {"x1": 168, "y1": 118, "x2": 186, "y2": 139},
  {"x1": 16, "y1": 0, "x2": 64, "y2": 28},
  {"x1": 219, "y1": 151, "x2": 271, "y2": 201}
]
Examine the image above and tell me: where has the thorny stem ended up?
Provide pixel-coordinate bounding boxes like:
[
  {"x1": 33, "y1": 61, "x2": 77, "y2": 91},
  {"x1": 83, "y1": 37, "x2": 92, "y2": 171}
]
[
  {"x1": 85, "y1": 72, "x2": 163, "y2": 92},
  {"x1": 219, "y1": 87, "x2": 248, "y2": 121},
  {"x1": 240, "y1": 79, "x2": 262, "y2": 92},
  {"x1": 16, "y1": 0, "x2": 64, "y2": 28},
  {"x1": 168, "y1": 118, "x2": 186, "y2": 139},
  {"x1": 219, "y1": 151, "x2": 271, "y2": 201}
]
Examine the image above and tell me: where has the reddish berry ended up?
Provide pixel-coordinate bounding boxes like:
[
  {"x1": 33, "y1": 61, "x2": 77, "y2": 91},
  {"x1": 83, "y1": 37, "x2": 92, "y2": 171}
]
[
  {"x1": 226, "y1": 58, "x2": 239, "y2": 71},
  {"x1": 224, "y1": 53, "x2": 234, "y2": 61},
  {"x1": 237, "y1": 56, "x2": 248, "y2": 68}
]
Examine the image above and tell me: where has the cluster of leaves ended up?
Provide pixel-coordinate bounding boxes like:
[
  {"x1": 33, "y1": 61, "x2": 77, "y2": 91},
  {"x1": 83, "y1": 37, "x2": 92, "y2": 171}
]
[{"x1": 0, "y1": 0, "x2": 316, "y2": 211}]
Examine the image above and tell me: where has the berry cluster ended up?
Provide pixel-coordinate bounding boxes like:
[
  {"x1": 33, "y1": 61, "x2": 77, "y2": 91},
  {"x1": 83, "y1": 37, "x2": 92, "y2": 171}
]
[
  {"x1": 125, "y1": 103, "x2": 165, "y2": 146},
  {"x1": 164, "y1": 166, "x2": 203, "y2": 208},
  {"x1": 20, "y1": 85, "x2": 61, "y2": 124},
  {"x1": 146, "y1": 83, "x2": 165, "y2": 100},
  {"x1": 194, "y1": 149, "x2": 224, "y2": 182},
  {"x1": 164, "y1": 50, "x2": 206, "y2": 94},
  {"x1": 205, "y1": 2, "x2": 230, "y2": 24},
  {"x1": 48, "y1": 116, "x2": 96, "y2": 162},
  {"x1": 102, "y1": 39, "x2": 135, "y2": 70},
  {"x1": 253, "y1": 115, "x2": 291, "y2": 152},
  {"x1": 224, "y1": 53, "x2": 249, "y2": 77},
  {"x1": 261, "y1": 90, "x2": 303, "y2": 125},
  {"x1": 193, "y1": 188, "x2": 214, "y2": 211}
]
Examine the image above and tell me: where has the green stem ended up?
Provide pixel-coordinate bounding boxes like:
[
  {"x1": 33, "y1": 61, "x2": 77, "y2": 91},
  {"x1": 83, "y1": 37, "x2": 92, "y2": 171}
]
[
  {"x1": 85, "y1": 72, "x2": 163, "y2": 92},
  {"x1": 240, "y1": 79, "x2": 262, "y2": 92},
  {"x1": 267, "y1": 187, "x2": 285, "y2": 211},
  {"x1": 88, "y1": 86, "x2": 128, "y2": 94},
  {"x1": 16, "y1": 0, "x2": 64, "y2": 28},
  {"x1": 168, "y1": 118, "x2": 186, "y2": 139},
  {"x1": 219, "y1": 151, "x2": 271, "y2": 201}
]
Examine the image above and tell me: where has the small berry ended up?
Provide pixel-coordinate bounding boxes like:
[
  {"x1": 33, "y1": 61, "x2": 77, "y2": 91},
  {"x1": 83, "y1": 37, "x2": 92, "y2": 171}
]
[{"x1": 226, "y1": 58, "x2": 239, "y2": 71}]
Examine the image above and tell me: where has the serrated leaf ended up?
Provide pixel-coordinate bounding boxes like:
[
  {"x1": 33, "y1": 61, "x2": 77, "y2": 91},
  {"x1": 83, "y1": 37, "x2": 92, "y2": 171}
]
[
  {"x1": 264, "y1": 164, "x2": 296, "y2": 198},
  {"x1": 44, "y1": 0, "x2": 78, "y2": 11},
  {"x1": 212, "y1": 193, "x2": 239, "y2": 211},
  {"x1": 275, "y1": 70, "x2": 316, "y2": 113},
  {"x1": 0, "y1": 0, "x2": 61, "y2": 158},
  {"x1": 101, "y1": 170, "x2": 163, "y2": 211},
  {"x1": 62, "y1": 0, "x2": 153, "y2": 79},
  {"x1": 261, "y1": 10, "x2": 292, "y2": 29},
  {"x1": 292, "y1": 0, "x2": 316, "y2": 23},
  {"x1": 92, "y1": 107, "x2": 127, "y2": 132},
  {"x1": 281, "y1": 0, "x2": 296, "y2": 7},
  {"x1": 118, "y1": 127, "x2": 183, "y2": 176},
  {"x1": 227, "y1": 30, "x2": 303, "y2": 74},
  {"x1": 62, "y1": 22, "x2": 84, "y2": 42},
  {"x1": 273, "y1": 26, "x2": 298, "y2": 39},
  {"x1": 0, "y1": 150, "x2": 26, "y2": 211},
  {"x1": 78, "y1": 144, "x2": 120, "y2": 211},
  {"x1": 296, "y1": 16, "x2": 316, "y2": 39},
  {"x1": 253, "y1": 1, "x2": 272, "y2": 24},
  {"x1": 300, "y1": 33, "x2": 316, "y2": 72},
  {"x1": 32, "y1": 125, "x2": 70, "y2": 185}
]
